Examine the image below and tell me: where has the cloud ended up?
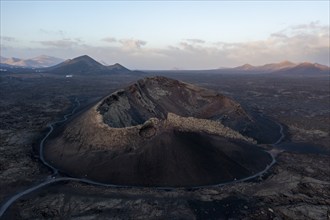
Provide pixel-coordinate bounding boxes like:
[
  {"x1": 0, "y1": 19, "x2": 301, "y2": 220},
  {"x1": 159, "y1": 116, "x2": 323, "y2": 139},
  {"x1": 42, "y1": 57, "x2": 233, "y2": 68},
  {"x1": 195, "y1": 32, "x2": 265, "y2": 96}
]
[
  {"x1": 185, "y1": 39, "x2": 205, "y2": 44},
  {"x1": 151, "y1": 21, "x2": 329, "y2": 68},
  {"x1": 102, "y1": 37, "x2": 117, "y2": 43},
  {"x1": 0, "y1": 44, "x2": 8, "y2": 51},
  {"x1": 2, "y1": 22, "x2": 328, "y2": 69},
  {"x1": 270, "y1": 32, "x2": 288, "y2": 39},
  {"x1": 39, "y1": 29, "x2": 66, "y2": 37},
  {"x1": 290, "y1": 21, "x2": 322, "y2": 31},
  {"x1": 210, "y1": 22, "x2": 330, "y2": 65},
  {"x1": 119, "y1": 39, "x2": 147, "y2": 50},
  {"x1": 102, "y1": 37, "x2": 147, "y2": 50},
  {"x1": 35, "y1": 38, "x2": 82, "y2": 48},
  {"x1": 1, "y1": 36, "x2": 16, "y2": 42},
  {"x1": 179, "y1": 42, "x2": 195, "y2": 51}
]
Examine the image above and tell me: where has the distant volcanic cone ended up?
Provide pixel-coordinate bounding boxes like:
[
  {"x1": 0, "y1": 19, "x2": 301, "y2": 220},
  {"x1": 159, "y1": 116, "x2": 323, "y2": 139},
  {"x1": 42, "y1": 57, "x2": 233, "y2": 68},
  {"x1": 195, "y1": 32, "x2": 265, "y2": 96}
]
[{"x1": 45, "y1": 76, "x2": 274, "y2": 187}]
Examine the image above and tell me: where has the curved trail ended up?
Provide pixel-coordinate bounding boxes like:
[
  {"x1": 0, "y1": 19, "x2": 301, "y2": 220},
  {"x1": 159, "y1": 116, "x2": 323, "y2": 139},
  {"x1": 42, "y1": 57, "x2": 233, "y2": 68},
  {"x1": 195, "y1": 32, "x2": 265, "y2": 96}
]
[
  {"x1": 39, "y1": 97, "x2": 81, "y2": 175},
  {"x1": 272, "y1": 120, "x2": 285, "y2": 146},
  {"x1": 0, "y1": 101, "x2": 285, "y2": 217},
  {"x1": 0, "y1": 98, "x2": 81, "y2": 217}
]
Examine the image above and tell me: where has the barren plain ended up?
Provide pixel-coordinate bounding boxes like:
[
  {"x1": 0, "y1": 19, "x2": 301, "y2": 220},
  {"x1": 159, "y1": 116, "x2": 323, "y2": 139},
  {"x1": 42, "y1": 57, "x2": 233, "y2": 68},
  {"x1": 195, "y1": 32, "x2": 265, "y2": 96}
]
[{"x1": 0, "y1": 72, "x2": 329, "y2": 219}]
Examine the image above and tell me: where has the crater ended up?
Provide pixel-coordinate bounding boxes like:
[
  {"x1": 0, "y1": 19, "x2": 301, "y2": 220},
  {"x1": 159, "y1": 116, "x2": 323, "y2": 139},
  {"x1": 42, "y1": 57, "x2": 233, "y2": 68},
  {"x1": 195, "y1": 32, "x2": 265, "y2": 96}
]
[{"x1": 45, "y1": 76, "x2": 275, "y2": 187}]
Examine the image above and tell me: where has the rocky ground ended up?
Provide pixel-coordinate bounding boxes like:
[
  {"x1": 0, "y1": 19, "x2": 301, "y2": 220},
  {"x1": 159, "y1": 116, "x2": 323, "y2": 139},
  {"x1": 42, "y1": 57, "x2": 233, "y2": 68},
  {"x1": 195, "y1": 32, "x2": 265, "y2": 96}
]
[
  {"x1": 1, "y1": 73, "x2": 329, "y2": 219},
  {"x1": 171, "y1": 73, "x2": 330, "y2": 151},
  {"x1": 4, "y1": 152, "x2": 330, "y2": 219},
  {"x1": 0, "y1": 74, "x2": 135, "y2": 202}
]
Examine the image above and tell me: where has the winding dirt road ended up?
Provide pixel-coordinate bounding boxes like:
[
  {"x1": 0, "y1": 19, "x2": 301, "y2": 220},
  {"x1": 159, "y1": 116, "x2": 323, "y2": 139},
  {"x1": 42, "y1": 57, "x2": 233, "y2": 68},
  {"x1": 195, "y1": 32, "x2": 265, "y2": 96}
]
[{"x1": 0, "y1": 100, "x2": 284, "y2": 217}]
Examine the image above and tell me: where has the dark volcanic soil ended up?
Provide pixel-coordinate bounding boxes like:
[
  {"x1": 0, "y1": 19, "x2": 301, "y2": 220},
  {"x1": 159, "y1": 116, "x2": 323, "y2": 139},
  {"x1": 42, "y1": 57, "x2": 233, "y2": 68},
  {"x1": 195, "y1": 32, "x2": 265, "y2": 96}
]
[
  {"x1": 44, "y1": 76, "x2": 274, "y2": 187},
  {"x1": 52, "y1": 131, "x2": 272, "y2": 187},
  {"x1": 1, "y1": 73, "x2": 329, "y2": 219}
]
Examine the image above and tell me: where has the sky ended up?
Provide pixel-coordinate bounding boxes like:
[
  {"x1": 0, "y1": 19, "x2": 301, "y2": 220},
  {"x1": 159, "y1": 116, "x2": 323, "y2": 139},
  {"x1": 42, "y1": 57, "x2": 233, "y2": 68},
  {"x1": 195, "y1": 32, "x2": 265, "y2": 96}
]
[{"x1": 0, "y1": 1, "x2": 329, "y2": 69}]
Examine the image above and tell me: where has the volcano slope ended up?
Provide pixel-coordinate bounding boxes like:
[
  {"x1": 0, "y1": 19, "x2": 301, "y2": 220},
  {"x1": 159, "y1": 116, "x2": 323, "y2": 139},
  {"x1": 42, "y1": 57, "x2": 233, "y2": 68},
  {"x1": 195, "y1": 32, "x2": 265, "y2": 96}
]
[{"x1": 45, "y1": 76, "x2": 275, "y2": 187}]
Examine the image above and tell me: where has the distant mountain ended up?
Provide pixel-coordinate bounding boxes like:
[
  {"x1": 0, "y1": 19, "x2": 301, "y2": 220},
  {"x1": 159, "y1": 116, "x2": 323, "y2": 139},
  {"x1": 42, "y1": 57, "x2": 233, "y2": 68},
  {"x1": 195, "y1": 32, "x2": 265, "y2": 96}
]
[
  {"x1": 107, "y1": 63, "x2": 130, "y2": 72},
  {"x1": 47, "y1": 55, "x2": 107, "y2": 74},
  {"x1": 277, "y1": 62, "x2": 329, "y2": 74},
  {"x1": 258, "y1": 61, "x2": 296, "y2": 72},
  {"x1": 234, "y1": 64, "x2": 257, "y2": 71},
  {"x1": 234, "y1": 61, "x2": 296, "y2": 72},
  {"x1": 232, "y1": 61, "x2": 329, "y2": 75},
  {"x1": 0, "y1": 55, "x2": 64, "y2": 68},
  {"x1": 2, "y1": 55, "x2": 328, "y2": 76},
  {"x1": 99, "y1": 60, "x2": 109, "y2": 66},
  {"x1": 270, "y1": 62, "x2": 329, "y2": 75},
  {"x1": 30, "y1": 55, "x2": 64, "y2": 67},
  {"x1": 46, "y1": 55, "x2": 132, "y2": 75}
]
